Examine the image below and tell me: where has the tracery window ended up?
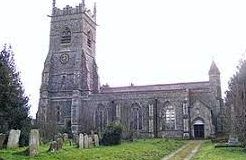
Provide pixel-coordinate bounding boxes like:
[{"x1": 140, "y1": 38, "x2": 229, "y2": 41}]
[
  {"x1": 165, "y1": 103, "x2": 176, "y2": 130},
  {"x1": 130, "y1": 104, "x2": 143, "y2": 131},
  {"x1": 160, "y1": 102, "x2": 176, "y2": 130},
  {"x1": 56, "y1": 106, "x2": 61, "y2": 123},
  {"x1": 95, "y1": 104, "x2": 108, "y2": 131},
  {"x1": 61, "y1": 27, "x2": 71, "y2": 44}
]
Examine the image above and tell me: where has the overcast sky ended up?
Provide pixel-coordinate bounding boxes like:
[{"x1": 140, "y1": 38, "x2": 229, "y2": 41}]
[{"x1": 0, "y1": 0, "x2": 246, "y2": 118}]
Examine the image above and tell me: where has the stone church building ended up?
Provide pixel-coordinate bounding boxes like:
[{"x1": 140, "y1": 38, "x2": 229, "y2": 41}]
[{"x1": 37, "y1": 1, "x2": 224, "y2": 139}]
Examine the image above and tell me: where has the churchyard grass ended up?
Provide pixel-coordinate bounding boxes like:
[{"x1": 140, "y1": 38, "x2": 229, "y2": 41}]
[
  {"x1": 193, "y1": 141, "x2": 246, "y2": 160},
  {"x1": 0, "y1": 138, "x2": 184, "y2": 160}
]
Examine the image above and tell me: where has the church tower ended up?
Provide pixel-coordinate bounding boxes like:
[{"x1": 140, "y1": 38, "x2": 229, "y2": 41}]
[{"x1": 37, "y1": 0, "x2": 99, "y2": 135}]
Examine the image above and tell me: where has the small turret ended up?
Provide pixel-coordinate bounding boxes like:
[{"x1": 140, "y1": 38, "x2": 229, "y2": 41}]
[
  {"x1": 82, "y1": 0, "x2": 85, "y2": 10},
  {"x1": 52, "y1": 0, "x2": 56, "y2": 15},
  {"x1": 208, "y1": 61, "x2": 223, "y2": 133},
  {"x1": 209, "y1": 61, "x2": 220, "y2": 75},
  {"x1": 93, "y1": 2, "x2": 97, "y2": 21},
  {"x1": 209, "y1": 61, "x2": 221, "y2": 99}
]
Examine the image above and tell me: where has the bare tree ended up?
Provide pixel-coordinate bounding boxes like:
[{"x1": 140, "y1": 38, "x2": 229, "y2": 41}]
[{"x1": 225, "y1": 59, "x2": 246, "y2": 146}]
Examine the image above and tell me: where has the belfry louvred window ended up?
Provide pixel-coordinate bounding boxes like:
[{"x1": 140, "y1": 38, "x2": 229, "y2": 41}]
[
  {"x1": 61, "y1": 27, "x2": 71, "y2": 44},
  {"x1": 87, "y1": 30, "x2": 92, "y2": 48}
]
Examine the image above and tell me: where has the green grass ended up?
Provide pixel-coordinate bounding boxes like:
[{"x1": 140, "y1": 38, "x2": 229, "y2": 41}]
[
  {"x1": 171, "y1": 140, "x2": 201, "y2": 160},
  {"x1": 0, "y1": 138, "x2": 184, "y2": 160},
  {"x1": 193, "y1": 141, "x2": 246, "y2": 160}
]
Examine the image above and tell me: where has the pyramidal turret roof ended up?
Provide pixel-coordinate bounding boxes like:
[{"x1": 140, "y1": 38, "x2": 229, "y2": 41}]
[{"x1": 209, "y1": 61, "x2": 220, "y2": 75}]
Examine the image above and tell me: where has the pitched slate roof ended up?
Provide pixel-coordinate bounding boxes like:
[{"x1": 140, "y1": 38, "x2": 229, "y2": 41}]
[{"x1": 101, "y1": 81, "x2": 210, "y2": 93}]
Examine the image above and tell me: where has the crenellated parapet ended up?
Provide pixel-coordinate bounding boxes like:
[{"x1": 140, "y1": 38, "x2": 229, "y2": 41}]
[{"x1": 52, "y1": 1, "x2": 96, "y2": 22}]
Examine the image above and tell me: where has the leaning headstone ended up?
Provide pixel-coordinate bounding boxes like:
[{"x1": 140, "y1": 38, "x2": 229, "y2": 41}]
[
  {"x1": 90, "y1": 130, "x2": 95, "y2": 138},
  {"x1": 54, "y1": 133, "x2": 62, "y2": 141},
  {"x1": 73, "y1": 134, "x2": 79, "y2": 146},
  {"x1": 83, "y1": 134, "x2": 89, "y2": 148},
  {"x1": 94, "y1": 134, "x2": 99, "y2": 147},
  {"x1": 48, "y1": 141, "x2": 58, "y2": 152},
  {"x1": 7, "y1": 129, "x2": 21, "y2": 149},
  {"x1": 57, "y1": 138, "x2": 63, "y2": 150},
  {"x1": 88, "y1": 136, "x2": 93, "y2": 148},
  {"x1": 63, "y1": 133, "x2": 69, "y2": 141},
  {"x1": 78, "y1": 133, "x2": 84, "y2": 149},
  {"x1": 228, "y1": 135, "x2": 240, "y2": 145},
  {"x1": 0, "y1": 134, "x2": 7, "y2": 149},
  {"x1": 29, "y1": 129, "x2": 40, "y2": 157}
]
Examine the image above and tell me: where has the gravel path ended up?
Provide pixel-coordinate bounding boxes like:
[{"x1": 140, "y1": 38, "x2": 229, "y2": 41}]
[{"x1": 161, "y1": 140, "x2": 203, "y2": 160}]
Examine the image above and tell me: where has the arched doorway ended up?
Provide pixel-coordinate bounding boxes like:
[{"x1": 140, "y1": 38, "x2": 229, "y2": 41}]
[{"x1": 193, "y1": 119, "x2": 204, "y2": 139}]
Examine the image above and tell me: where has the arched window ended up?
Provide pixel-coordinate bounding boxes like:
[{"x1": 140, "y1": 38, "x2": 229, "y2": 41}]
[
  {"x1": 160, "y1": 107, "x2": 166, "y2": 131},
  {"x1": 87, "y1": 30, "x2": 92, "y2": 48},
  {"x1": 160, "y1": 102, "x2": 176, "y2": 130},
  {"x1": 56, "y1": 106, "x2": 61, "y2": 123},
  {"x1": 61, "y1": 27, "x2": 71, "y2": 44},
  {"x1": 165, "y1": 103, "x2": 176, "y2": 130},
  {"x1": 130, "y1": 104, "x2": 143, "y2": 131},
  {"x1": 95, "y1": 104, "x2": 108, "y2": 131}
]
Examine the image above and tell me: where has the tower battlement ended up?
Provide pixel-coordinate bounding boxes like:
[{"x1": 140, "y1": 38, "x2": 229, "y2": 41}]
[{"x1": 52, "y1": 1, "x2": 96, "y2": 22}]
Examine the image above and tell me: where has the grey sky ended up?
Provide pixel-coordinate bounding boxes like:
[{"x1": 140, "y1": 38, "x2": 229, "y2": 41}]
[{"x1": 0, "y1": 0, "x2": 245, "y2": 117}]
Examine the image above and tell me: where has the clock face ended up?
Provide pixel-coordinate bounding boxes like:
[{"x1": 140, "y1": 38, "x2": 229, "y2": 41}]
[{"x1": 60, "y1": 53, "x2": 69, "y2": 64}]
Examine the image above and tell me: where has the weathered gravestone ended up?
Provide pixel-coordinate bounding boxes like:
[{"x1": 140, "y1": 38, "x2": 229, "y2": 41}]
[
  {"x1": 29, "y1": 129, "x2": 40, "y2": 157},
  {"x1": 73, "y1": 134, "x2": 79, "y2": 146},
  {"x1": 94, "y1": 134, "x2": 99, "y2": 147},
  {"x1": 57, "y1": 138, "x2": 63, "y2": 150},
  {"x1": 83, "y1": 134, "x2": 89, "y2": 149},
  {"x1": 90, "y1": 130, "x2": 95, "y2": 138},
  {"x1": 0, "y1": 134, "x2": 7, "y2": 149},
  {"x1": 54, "y1": 133, "x2": 62, "y2": 141},
  {"x1": 63, "y1": 133, "x2": 69, "y2": 142},
  {"x1": 88, "y1": 136, "x2": 93, "y2": 148},
  {"x1": 228, "y1": 135, "x2": 240, "y2": 145},
  {"x1": 48, "y1": 141, "x2": 58, "y2": 152},
  {"x1": 78, "y1": 133, "x2": 84, "y2": 149},
  {"x1": 7, "y1": 129, "x2": 21, "y2": 149}
]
